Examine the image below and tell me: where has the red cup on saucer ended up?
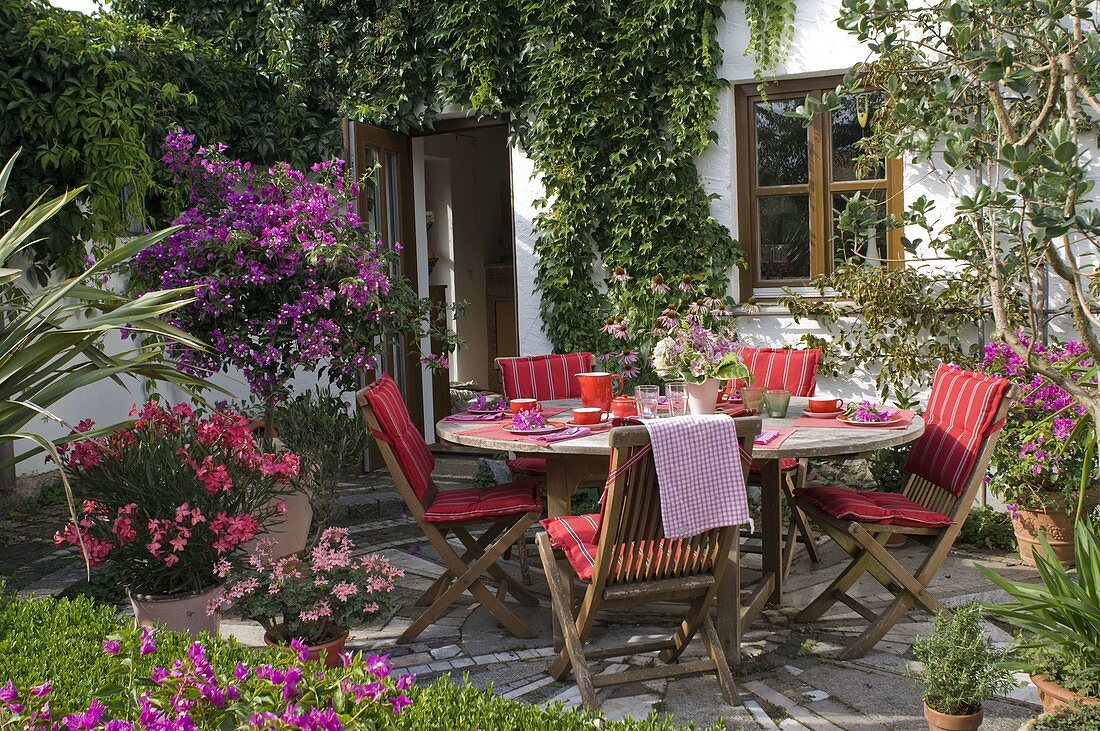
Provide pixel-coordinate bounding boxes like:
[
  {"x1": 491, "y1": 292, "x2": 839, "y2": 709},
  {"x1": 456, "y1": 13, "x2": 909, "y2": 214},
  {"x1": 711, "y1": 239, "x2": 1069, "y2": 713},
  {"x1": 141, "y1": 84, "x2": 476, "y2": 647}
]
[
  {"x1": 510, "y1": 398, "x2": 541, "y2": 414},
  {"x1": 808, "y1": 397, "x2": 843, "y2": 413},
  {"x1": 572, "y1": 407, "x2": 608, "y2": 425}
]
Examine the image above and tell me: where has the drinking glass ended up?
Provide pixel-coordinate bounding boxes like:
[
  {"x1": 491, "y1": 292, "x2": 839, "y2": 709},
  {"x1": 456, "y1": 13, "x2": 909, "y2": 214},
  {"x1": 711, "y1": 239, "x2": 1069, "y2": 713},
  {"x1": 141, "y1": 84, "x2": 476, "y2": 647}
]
[
  {"x1": 763, "y1": 389, "x2": 792, "y2": 418},
  {"x1": 665, "y1": 381, "x2": 687, "y2": 417},
  {"x1": 635, "y1": 385, "x2": 660, "y2": 420},
  {"x1": 740, "y1": 385, "x2": 766, "y2": 413}
]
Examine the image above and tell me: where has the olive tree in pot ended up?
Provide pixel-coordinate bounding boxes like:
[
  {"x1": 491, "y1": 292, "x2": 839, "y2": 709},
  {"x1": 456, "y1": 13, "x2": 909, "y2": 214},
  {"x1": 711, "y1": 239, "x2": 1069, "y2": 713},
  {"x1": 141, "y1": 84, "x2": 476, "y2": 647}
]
[{"x1": 912, "y1": 603, "x2": 1014, "y2": 731}]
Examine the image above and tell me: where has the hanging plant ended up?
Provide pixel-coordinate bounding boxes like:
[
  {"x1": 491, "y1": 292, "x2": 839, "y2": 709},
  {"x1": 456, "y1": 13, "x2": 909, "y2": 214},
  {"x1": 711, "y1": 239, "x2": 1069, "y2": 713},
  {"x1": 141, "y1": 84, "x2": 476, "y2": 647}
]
[{"x1": 742, "y1": 0, "x2": 797, "y2": 83}]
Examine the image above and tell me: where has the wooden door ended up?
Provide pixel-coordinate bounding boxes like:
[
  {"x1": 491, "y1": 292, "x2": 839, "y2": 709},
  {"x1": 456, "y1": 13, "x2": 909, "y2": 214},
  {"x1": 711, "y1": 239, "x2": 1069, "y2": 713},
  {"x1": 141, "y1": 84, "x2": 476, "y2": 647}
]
[{"x1": 345, "y1": 121, "x2": 424, "y2": 465}]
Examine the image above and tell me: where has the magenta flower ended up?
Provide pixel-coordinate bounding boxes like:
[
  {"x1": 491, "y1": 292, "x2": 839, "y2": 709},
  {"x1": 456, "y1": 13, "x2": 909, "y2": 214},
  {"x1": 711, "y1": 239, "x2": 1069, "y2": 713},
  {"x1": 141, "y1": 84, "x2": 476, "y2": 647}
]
[{"x1": 102, "y1": 639, "x2": 121, "y2": 655}]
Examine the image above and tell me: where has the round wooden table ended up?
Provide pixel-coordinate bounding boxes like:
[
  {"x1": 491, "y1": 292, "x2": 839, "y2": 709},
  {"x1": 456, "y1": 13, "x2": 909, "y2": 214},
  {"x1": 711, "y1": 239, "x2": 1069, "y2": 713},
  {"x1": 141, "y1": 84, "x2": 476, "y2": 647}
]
[{"x1": 436, "y1": 396, "x2": 925, "y2": 661}]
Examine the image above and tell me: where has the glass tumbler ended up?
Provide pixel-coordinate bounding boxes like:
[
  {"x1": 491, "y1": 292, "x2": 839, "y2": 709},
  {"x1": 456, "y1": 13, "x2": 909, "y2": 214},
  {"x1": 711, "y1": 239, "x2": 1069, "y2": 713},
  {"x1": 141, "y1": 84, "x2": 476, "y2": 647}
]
[
  {"x1": 763, "y1": 389, "x2": 792, "y2": 418},
  {"x1": 740, "y1": 385, "x2": 766, "y2": 413},
  {"x1": 635, "y1": 385, "x2": 660, "y2": 420},
  {"x1": 665, "y1": 381, "x2": 687, "y2": 417}
]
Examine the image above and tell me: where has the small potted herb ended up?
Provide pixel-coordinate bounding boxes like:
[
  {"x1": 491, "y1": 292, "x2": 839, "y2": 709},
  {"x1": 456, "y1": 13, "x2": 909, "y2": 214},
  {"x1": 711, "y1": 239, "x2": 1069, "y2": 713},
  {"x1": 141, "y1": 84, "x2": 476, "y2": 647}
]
[{"x1": 911, "y1": 603, "x2": 1014, "y2": 730}]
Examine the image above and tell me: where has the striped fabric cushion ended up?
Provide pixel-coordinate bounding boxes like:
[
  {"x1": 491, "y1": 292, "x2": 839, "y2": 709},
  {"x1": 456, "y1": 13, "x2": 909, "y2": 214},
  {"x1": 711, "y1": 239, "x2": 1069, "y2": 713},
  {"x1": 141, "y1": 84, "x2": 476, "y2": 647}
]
[
  {"x1": 361, "y1": 374, "x2": 435, "y2": 502},
  {"x1": 422, "y1": 482, "x2": 541, "y2": 523},
  {"x1": 497, "y1": 353, "x2": 594, "y2": 401},
  {"x1": 540, "y1": 513, "x2": 602, "y2": 581},
  {"x1": 795, "y1": 485, "x2": 953, "y2": 528},
  {"x1": 506, "y1": 457, "x2": 548, "y2": 476},
  {"x1": 736, "y1": 347, "x2": 821, "y2": 396},
  {"x1": 749, "y1": 457, "x2": 799, "y2": 474},
  {"x1": 903, "y1": 364, "x2": 1011, "y2": 498}
]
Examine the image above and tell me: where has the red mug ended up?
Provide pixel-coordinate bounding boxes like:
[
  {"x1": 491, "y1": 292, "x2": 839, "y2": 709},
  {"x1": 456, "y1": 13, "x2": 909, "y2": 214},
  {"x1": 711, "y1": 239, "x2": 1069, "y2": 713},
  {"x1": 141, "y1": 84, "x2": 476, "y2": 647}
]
[
  {"x1": 575, "y1": 372, "x2": 624, "y2": 413},
  {"x1": 572, "y1": 407, "x2": 608, "y2": 425},
  {"x1": 510, "y1": 398, "x2": 541, "y2": 414},
  {"x1": 808, "y1": 397, "x2": 843, "y2": 413}
]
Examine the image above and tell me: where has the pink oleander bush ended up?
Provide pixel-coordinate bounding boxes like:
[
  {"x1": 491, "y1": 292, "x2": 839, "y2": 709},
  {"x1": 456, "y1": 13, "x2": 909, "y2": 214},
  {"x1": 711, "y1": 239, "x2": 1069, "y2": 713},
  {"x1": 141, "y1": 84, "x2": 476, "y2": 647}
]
[
  {"x1": 0, "y1": 623, "x2": 415, "y2": 730},
  {"x1": 208, "y1": 528, "x2": 403, "y2": 645},
  {"x1": 129, "y1": 128, "x2": 457, "y2": 410},
  {"x1": 978, "y1": 338, "x2": 1092, "y2": 513},
  {"x1": 55, "y1": 401, "x2": 298, "y2": 596}
]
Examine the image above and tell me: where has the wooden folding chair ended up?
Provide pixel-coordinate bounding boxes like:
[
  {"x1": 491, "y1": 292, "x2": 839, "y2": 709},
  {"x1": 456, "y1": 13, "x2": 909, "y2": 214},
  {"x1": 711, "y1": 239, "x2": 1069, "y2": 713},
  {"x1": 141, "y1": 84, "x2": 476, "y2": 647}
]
[
  {"x1": 357, "y1": 374, "x2": 542, "y2": 643},
  {"x1": 536, "y1": 417, "x2": 761, "y2": 711},
  {"x1": 791, "y1": 364, "x2": 1014, "y2": 659},
  {"x1": 731, "y1": 346, "x2": 823, "y2": 578},
  {"x1": 494, "y1": 352, "x2": 594, "y2": 479}
]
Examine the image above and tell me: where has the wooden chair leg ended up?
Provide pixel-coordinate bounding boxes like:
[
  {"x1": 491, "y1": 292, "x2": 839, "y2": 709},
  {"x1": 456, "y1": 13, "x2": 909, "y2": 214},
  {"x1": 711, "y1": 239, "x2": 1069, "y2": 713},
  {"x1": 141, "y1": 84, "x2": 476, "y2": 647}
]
[
  {"x1": 415, "y1": 521, "x2": 508, "y2": 606},
  {"x1": 847, "y1": 524, "x2": 946, "y2": 616},
  {"x1": 536, "y1": 533, "x2": 598, "y2": 710},
  {"x1": 783, "y1": 462, "x2": 819, "y2": 563},
  {"x1": 452, "y1": 526, "x2": 539, "y2": 606},
  {"x1": 701, "y1": 615, "x2": 740, "y2": 705},
  {"x1": 794, "y1": 537, "x2": 874, "y2": 622},
  {"x1": 839, "y1": 591, "x2": 918, "y2": 660}
]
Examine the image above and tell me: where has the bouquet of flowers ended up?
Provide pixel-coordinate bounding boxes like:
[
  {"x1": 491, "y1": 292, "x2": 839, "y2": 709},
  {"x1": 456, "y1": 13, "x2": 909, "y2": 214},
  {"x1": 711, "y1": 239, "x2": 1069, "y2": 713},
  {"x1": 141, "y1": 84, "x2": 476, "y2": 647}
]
[
  {"x1": 844, "y1": 401, "x2": 896, "y2": 423},
  {"x1": 470, "y1": 393, "x2": 507, "y2": 412},
  {"x1": 652, "y1": 320, "x2": 749, "y2": 384},
  {"x1": 208, "y1": 528, "x2": 403, "y2": 645},
  {"x1": 55, "y1": 402, "x2": 298, "y2": 596},
  {"x1": 511, "y1": 409, "x2": 548, "y2": 431}
]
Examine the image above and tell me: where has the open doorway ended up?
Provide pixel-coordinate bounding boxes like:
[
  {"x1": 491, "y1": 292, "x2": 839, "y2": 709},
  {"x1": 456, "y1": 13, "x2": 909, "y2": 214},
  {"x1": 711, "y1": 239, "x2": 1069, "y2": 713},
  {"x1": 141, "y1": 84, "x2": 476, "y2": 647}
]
[{"x1": 417, "y1": 121, "x2": 518, "y2": 424}]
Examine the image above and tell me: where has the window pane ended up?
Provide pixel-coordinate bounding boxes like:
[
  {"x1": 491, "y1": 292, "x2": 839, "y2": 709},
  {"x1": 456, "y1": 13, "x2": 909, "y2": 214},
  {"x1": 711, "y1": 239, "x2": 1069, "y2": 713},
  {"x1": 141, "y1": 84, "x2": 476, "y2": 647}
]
[
  {"x1": 758, "y1": 195, "x2": 810, "y2": 281},
  {"x1": 832, "y1": 190, "x2": 888, "y2": 268},
  {"x1": 832, "y1": 92, "x2": 884, "y2": 181},
  {"x1": 755, "y1": 98, "x2": 808, "y2": 186}
]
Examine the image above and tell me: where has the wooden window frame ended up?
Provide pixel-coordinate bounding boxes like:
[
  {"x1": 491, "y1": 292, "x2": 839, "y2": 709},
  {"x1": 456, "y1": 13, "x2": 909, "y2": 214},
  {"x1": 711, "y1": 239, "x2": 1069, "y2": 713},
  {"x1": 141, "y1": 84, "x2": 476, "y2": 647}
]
[{"x1": 735, "y1": 76, "x2": 904, "y2": 299}]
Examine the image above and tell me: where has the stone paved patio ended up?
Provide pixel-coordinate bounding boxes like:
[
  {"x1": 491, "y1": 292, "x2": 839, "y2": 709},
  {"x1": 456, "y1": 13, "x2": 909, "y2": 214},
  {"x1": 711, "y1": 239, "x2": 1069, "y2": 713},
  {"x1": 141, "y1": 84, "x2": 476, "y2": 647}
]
[{"x1": 8, "y1": 454, "x2": 1046, "y2": 730}]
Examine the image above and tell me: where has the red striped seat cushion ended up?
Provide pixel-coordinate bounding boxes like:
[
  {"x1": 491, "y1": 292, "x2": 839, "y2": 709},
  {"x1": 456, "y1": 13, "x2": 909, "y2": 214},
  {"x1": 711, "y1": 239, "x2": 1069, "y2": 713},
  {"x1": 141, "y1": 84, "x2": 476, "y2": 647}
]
[
  {"x1": 735, "y1": 347, "x2": 821, "y2": 396},
  {"x1": 903, "y1": 364, "x2": 1011, "y2": 497},
  {"x1": 422, "y1": 482, "x2": 541, "y2": 523},
  {"x1": 795, "y1": 486, "x2": 953, "y2": 528},
  {"x1": 497, "y1": 353, "x2": 593, "y2": 401},
  {"x1": 507, "y1": 457, "x2": 548, "y2": 476},
  {"x1": 361, "y1": 374, "x2": 435, "y2": 502}
]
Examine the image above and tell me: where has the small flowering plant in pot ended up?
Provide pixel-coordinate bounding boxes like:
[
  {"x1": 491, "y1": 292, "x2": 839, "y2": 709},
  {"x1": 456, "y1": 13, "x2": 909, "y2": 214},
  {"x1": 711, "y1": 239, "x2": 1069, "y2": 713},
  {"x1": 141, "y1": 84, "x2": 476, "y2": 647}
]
[
  {"x1": 54, "y1": 401, "x2": 298, "y2": 632},
  {"x1": 977, "y1": 339, "x2": 1096, "y2": 565},
  {"x1": 208, "y1": 528, "x2": 403, "y2": 666},
  {"x1": 651, "y1": 318, "x2": 750, "y2": 415}
]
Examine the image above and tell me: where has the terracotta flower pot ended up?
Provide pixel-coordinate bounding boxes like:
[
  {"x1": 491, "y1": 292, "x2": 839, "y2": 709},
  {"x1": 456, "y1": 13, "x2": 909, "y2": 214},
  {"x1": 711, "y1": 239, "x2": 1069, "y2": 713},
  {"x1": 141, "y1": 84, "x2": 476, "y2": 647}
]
[
  {"x1": 264, "y1": 625, "x2": 350, "y2": 669},
  {"x1": 1013, "y1": 507, "x2": 1077, "y2": 566},
  {"x1": 260, "y1": 489, "x2": 314, "y2": 558},
  {"x1": 685, "y1": 378, "x2": 721, "y2": 415},
  {"x1": 129, "y1": 584, "x2": 222, "y2": 636},
  {"x1": 923, "y1": 702, "x2": 983, "y2": 731},
  {"x1": 1031, "y1": 674, "x2": 1100, "y2": 715}
]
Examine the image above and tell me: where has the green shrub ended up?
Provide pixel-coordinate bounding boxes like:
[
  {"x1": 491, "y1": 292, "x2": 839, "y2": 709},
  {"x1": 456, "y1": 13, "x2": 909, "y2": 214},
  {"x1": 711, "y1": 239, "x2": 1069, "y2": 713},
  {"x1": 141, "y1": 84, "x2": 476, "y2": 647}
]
[
  {"x1": 958, "y1": 506, "x2": 1016, "y2": 551},
  {"x1": 1036, "y1": 704, "x2": 1100, "y2": 730}
]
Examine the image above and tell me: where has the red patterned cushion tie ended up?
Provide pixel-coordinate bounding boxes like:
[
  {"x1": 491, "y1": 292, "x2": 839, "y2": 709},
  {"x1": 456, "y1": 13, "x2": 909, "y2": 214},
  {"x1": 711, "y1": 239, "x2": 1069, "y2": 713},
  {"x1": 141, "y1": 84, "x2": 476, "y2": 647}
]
[{"x1": 497, "y1": 352, "x2": 594, "y2": 401}]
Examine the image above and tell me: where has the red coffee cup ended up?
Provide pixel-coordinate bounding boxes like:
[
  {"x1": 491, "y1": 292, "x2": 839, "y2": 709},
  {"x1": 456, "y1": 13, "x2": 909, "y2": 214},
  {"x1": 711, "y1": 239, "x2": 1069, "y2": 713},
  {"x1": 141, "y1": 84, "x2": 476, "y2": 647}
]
[
  {"x1": 510, "y1": 398, "x2": 541, "y2": 414},
  {"x1": 572, "y1": 407, "x2": 608, "y2": 425},
  {"x1": 807, "y1": 397, "x2": 844, "y2": 413}
]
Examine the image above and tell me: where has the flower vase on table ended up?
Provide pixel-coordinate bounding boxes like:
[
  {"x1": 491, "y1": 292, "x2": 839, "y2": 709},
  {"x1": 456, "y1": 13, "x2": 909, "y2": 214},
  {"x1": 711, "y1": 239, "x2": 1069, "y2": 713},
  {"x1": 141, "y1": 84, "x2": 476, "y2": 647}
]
[
  {"x1": 684, "y1": 379, "x2": 723, "y2": 416},
  {"x1": 652, "y1": 319, "x2": 749, "y2": 416}
]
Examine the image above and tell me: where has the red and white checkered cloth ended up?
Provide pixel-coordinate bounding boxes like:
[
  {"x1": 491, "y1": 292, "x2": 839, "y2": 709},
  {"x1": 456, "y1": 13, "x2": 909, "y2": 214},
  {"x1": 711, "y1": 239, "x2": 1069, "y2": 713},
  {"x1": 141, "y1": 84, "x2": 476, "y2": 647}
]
[{"x1": 642, "y1": 414, "x2": 750, "y2": 539}]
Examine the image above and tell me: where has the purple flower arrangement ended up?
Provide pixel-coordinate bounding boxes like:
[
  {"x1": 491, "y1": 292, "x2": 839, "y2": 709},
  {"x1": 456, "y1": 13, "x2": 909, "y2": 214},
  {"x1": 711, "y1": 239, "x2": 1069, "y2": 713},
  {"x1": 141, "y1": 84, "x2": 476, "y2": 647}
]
[
  {"x1": 0, "y1": 626, "x2": 415, "y2": 729},
  {"x1": 977, "y1": 338, "x2": 1090, "y2": 512},
  {"x1": 131, "y1": 128, "x2": 456, "y2": 406},
  {"x1": 470, "y1": 394, "x2": 507, "y2": 412},
  {"x1": 844, "y1": 401, "x2": 896, "y2": 423},
  {"x1": 511, "y1": 409, "x2": 548, "y2": 431}
]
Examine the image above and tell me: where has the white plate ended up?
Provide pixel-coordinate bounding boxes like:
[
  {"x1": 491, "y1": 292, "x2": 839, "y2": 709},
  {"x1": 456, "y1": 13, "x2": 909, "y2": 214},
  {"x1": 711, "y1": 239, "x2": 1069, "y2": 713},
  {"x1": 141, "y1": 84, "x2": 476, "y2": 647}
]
[
  {"x1": 801, "y1": 410, "x2": 842, "y2": 419},
  {"x1": 836, "y1": 415, "x2": 904, "y2": 427},
  {"x1": 468, "y1": 407, "x2": 508, "y2": 415},
  {"x1": 502, "y1": 424, "x2": 566, "y2": 435}
]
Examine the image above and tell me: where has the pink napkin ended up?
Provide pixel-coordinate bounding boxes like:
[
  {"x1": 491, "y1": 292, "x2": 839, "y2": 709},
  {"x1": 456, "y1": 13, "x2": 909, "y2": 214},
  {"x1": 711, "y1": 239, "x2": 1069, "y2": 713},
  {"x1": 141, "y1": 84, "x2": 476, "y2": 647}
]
[
  {"x1": 755, "y1": 429, "x2": 780, "y2": 445},
  {"x1": 530, "y1": 426, "x2": 591, "y2": 444},
  {"x1": 642, "y1": 415, "x2": 750, "y2": 539},
  {"x1": 443, "y1": 412, "x2": 507, "y2": 422}
]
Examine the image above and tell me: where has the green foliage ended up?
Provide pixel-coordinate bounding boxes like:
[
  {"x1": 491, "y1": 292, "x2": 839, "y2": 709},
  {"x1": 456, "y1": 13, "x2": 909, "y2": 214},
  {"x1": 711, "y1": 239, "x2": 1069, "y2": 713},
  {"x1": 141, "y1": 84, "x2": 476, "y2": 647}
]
[
  {"x1": 274, "y1": 387, "x2": 370, "y2": 530},
  {"x1": 979, "y1": 520, "x2": 1100, "y2": 697},
  {"x1": 0, "y1": 0, "x2": 338, "y2": 276},
  {"x1": 911, "y1": 603, "x2": 1014, "y2": 716},
  {"x1": 742, "y1": 0, "x2": 796, "y2": 82},
  {"x1": 1036, "y1": 703, "x2": 1100, "y2": 730},
  {"x1": 958, "y1": 506, "x2": 1016, "y2": 552}
]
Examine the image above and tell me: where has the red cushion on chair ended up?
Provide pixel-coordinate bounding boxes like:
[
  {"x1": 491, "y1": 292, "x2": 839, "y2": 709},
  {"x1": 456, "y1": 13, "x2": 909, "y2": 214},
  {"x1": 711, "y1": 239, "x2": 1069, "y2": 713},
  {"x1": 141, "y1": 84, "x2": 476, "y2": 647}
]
[
  {"x1": 795, "y1": 486, "x2": 953, "y2": 528},
  {"x1": 736, "y1": 347, "x2": 821, "y2": 397},
  {"x1": 903, "y1": 364, "x2": 1011, "y2": 497},
  {"x1": 748, "y1": 457, "x2": 799, "y2": 474},
  {"x1": 422, "y1": 482, "x2": 542, "y2": 523},
  {"x1": 361, "y1": 374, "x2": 435, "y2": 501},
  {"x1": 540, "y1": 513, "x2": 601, "y2": 581},
  {"x1": 507, "y1": 457, "x2": 548, "y2": 476},
  {"x1": 497, "y1": 353, "x2": 593, "y2": 401}
]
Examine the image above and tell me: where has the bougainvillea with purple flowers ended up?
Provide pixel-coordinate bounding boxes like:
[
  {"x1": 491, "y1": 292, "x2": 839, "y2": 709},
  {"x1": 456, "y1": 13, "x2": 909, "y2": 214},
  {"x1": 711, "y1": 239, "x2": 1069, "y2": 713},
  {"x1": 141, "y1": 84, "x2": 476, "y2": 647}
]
[
  {"x1": 131, "y1": 129, "x2": 457, "y2": 416},
  {"x1": 978, "y1": 338, "x2": 1092, "y2": 512}
]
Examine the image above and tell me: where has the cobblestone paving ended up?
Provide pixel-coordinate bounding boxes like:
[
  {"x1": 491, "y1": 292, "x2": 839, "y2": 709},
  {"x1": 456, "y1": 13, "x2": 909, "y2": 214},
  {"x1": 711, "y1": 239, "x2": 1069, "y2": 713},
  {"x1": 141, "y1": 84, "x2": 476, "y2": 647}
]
[{"x1": 7, "y1": 455, "x2": 1046, "y2": 730}]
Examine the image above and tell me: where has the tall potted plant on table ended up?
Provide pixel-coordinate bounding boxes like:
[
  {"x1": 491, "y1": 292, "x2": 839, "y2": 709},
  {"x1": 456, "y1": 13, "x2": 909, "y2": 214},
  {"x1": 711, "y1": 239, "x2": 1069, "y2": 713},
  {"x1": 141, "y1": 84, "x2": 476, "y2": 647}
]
[
  {"x1": 55, "y1": 402, "x2": 299, "y2": 634},
  {"x1": 652, "y1": 319, "x2": 750, "y2": 415},
  {"x1": 912, "y1": 603, "x2": 1014, "y2": 731},
  {"x1": 977, "y1": 340, "x2": 1095, "y2": 565},
  {"x1": 208, "y1": 527, "x2": 402, "y2": 667}
]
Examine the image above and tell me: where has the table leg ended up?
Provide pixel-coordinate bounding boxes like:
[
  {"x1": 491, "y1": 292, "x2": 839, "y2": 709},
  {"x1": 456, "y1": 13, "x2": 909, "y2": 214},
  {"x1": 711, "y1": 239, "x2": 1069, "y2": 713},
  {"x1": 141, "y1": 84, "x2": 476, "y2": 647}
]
[
  {"x1": 716, "y1": 526, "x2": 741, "y2": 666},
  {"x1": 739, "y1": 457, "x2": 784, "y2": 632}
]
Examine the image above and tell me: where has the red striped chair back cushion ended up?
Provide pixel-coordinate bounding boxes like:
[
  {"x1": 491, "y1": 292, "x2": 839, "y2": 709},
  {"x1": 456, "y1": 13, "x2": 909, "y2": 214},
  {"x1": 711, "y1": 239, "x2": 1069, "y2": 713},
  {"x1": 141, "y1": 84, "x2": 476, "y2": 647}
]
[
  {"x1": 361, "y1": 374, "x2": 435, "y2": 503},
  {"x1": 903, "y1": 364, "x2": 1010, "y2": 498},
  {"x1": 737, "y1": 347, "x2": 821, "y2": 396},
  {"x1": 497, "y1": 352, "x2": 593, "y2": 401}
]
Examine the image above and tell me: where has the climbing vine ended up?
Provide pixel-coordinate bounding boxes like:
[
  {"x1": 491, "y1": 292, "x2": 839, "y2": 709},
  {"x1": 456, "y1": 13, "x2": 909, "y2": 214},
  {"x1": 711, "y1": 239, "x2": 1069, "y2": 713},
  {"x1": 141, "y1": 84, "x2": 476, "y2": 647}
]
[{"x1": 743, "y1": 0, "x2": 797, "y2": 81}]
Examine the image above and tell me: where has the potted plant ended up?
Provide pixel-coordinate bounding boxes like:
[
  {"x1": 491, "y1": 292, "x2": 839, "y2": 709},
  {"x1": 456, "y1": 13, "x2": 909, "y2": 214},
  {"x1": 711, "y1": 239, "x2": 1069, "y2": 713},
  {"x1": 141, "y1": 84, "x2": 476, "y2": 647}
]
[
  {"x1": 979, "y1": 521, "x2": 1100, "y2": 713},
  {"x1": 652, "y1": 318, "x2": 750, "y2": 414},
  {"x1": 911, "y1": 603, "x2": 1015, "y2": 730},
  {"x1": 55, "y1": 401, "x2": 298, "y2": 634},
  {"x1": 976, "y1": 340, "x2": 1094, "y2": 565},
  {"x1": 1030, "y1": 704, "x2": 1100, "y2": 730},
  {"x1": 208, "y1": 527, "x2": 402, "y2": 667}
]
